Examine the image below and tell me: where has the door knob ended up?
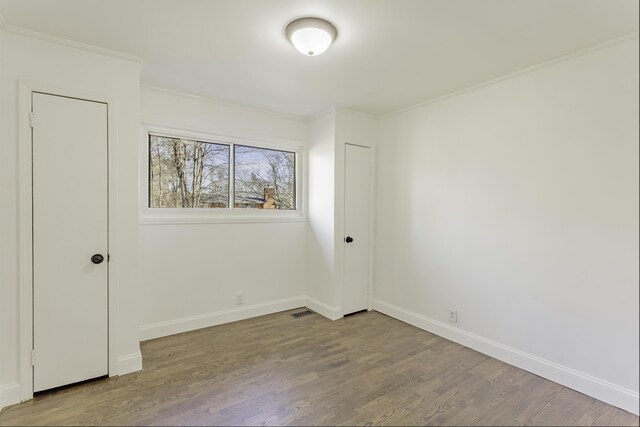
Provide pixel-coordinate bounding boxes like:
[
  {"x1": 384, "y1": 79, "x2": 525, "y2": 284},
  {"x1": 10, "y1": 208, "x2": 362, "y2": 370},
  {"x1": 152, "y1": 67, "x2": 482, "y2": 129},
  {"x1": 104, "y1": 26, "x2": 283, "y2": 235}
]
[
  {"x1": 345, "y1": 236, "x2": 354, "y2": 243},
  {"x1": 91, "y1": 254, "x2": 104, "y2": 264}
]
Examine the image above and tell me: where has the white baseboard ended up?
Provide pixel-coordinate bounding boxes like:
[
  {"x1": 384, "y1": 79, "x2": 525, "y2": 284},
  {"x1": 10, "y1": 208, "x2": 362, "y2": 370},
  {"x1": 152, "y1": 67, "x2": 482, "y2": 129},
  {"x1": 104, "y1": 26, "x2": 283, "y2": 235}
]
[
  {"x1": 138, "y1": 296, "x2": 343, "y2": 342},
  {"x1": 117, "y1": 352, "x2": 142, "y2": 376},
  {"x1": 140, "y1": 296, "x2": 307, "y2": 341},
  {"x1": 0, "y1": 383, "x2": 21, "y2": 412},
  {"x1": 373, "y1": 299, "x2": 639, "y2": 416},
  {"x1": 0, "y1": 296, "x2": 336, "y2": 413},
  {"x1": 305, "y1": 296, "x2": 343, "y2": 320},
  {"x1": 0, "y1": 352, "x2": 143, "y2": 412},
  {"x1": 0, "y1": 354, "x2": 142, "y2": 412}
]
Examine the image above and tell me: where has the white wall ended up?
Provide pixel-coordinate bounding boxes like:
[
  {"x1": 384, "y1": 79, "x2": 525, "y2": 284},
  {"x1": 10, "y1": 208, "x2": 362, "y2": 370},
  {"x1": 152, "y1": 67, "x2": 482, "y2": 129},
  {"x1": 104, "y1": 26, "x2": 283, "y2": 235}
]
[
  {"x1": 0, "y1": 31, "x2": 141, "y2": 407},
  {"x1": 306, "y1": 111, "x2": 337, "y2": 315},
  {"x1": 138, "y1": 87, "x2": 309, "y2": 339},
  {"x1": 375, "y1": 37, "x2": 639, "y2": 413},
  {"x1": 0, "y1": 26, "x2": 8, "y2": 411}
]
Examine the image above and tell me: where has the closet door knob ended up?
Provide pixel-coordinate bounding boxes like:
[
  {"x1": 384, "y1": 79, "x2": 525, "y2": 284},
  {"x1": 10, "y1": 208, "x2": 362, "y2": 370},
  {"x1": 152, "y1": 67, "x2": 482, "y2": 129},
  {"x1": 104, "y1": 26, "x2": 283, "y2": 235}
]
[
  {"x1": 345, "y1": 236, "x2": 354, "y2": 243},
  {"x1": 91, "y1": 254, "x2": 104, "y2": 264}
]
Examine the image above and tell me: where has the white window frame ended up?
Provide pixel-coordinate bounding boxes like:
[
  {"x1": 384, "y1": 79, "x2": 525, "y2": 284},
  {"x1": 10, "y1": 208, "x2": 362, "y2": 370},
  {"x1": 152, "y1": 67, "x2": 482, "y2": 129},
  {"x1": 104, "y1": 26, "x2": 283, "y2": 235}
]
[{"x1": 140, "y1": 125, "x2": 307, "y2": 224}]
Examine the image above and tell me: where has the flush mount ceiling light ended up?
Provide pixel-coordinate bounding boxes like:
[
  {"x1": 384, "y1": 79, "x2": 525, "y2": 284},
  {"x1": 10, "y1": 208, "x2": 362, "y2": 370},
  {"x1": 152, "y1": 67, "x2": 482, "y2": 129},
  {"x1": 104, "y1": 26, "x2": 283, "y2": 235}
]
[{"x1": 285, "y1": 17, "x2": 337, "y2": 56}]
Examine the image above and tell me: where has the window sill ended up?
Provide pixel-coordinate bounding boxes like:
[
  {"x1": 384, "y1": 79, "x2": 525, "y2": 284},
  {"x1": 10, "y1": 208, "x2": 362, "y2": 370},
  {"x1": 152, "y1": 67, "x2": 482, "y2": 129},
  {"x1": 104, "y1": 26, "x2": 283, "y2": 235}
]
[{"x1": 139, "y1": 214, "x2": 308, "y2": 225}]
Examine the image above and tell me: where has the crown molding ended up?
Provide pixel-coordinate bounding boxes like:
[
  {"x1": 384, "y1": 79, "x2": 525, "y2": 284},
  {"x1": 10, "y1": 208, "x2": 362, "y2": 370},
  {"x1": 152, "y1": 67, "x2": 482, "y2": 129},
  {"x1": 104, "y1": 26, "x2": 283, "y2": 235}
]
[
  {"x1": 140, "y1": 84, "x2": 309, "y2": 122},
  {"x1": 3, "y1": 11, "x2": 635, "y2": 122},
  {"x1": 309, "y1": 107, "x2": 336, "y2": 122},
  {"x1": 310, "y1": 107, "x2": 377, "y2": 122},
  {"x1": 377, "y1": 31, "x2": 640, "y2": 120},
  {"x1": 335, "y1": 107, "x2": 377, "y2": 121},
  {"x1": 1, "y1": 23, "x2": 142, "y2": 63}
]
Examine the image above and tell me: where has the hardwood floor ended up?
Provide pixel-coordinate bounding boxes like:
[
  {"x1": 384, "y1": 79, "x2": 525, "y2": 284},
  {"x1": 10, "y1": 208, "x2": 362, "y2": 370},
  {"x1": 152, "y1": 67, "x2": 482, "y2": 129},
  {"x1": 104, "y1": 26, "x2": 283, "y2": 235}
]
[{"x1": 0, "y1": 309, "x2": 637, "y2": 426}]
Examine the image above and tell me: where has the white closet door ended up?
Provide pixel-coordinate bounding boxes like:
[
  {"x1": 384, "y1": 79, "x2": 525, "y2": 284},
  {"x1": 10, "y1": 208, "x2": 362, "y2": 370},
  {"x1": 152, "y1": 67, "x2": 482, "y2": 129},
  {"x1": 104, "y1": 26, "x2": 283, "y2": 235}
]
[
  {"x1": 343, "y1": 144, "x2": 371, "y2": 315},
  {"x1": 32, "y1": 92, "x2": 109, "y2": 392}
]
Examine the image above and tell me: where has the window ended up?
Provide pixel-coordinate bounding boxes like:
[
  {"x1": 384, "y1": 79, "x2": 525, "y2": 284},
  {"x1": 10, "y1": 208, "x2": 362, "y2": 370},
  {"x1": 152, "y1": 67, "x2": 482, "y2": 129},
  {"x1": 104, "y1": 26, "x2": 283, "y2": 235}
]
[
  {"x1": 234, "y1": 145, "x2": 296, "y2": 210},
  {"x1": 149, "y1": 135, "x2": 230, "y2": 208},
  {"x1": 146, "y1": 131, "x2": 301, "y2": 220}
]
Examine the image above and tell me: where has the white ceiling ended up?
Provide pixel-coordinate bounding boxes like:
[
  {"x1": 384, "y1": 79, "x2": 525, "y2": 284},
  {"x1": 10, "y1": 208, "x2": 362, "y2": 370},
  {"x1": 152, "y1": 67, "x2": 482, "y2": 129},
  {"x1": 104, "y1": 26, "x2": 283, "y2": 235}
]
[{"x1": 0, "y1": 0, "x2": 637, "y2": 117}]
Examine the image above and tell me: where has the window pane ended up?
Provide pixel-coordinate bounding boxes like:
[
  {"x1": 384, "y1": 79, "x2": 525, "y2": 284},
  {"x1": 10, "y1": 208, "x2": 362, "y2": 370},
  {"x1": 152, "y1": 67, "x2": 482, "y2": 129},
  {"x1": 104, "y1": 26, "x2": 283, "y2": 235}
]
[
  {"x1": 234, "y1": 145, "x2": 296, "y2": 210},
  {"x1": 149, "y1": 135, "x2": 230, "y2": 208}
]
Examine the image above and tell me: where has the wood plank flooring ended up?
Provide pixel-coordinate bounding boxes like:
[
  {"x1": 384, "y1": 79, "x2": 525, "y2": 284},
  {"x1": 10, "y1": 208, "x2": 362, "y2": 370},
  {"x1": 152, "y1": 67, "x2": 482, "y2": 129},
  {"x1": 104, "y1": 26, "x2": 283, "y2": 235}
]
[{"x1": 0, "y1": 310, "x2": 637, "y2": 426}]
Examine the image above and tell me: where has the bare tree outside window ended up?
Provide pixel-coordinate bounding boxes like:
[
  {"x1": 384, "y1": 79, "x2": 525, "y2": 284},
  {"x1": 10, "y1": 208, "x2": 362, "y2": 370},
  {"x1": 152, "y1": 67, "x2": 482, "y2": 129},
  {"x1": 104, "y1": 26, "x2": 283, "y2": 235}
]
[
  {"x1": 149, "y1": 135, "x2": 230, "y2": 208},
  {"x1": 234, "y1": 145, "x2": 296, "y2": 210}
]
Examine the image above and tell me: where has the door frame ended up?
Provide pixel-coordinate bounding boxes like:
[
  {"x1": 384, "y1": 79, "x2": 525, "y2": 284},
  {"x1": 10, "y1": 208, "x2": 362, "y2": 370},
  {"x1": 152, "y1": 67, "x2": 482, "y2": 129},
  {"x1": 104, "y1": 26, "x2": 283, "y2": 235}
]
[
  {"x1": 341, "y1": 142, "x2": 376, "y2": 314},
  {"x1": 17, "y1": 80, "x2": 119, "y2": 401}
]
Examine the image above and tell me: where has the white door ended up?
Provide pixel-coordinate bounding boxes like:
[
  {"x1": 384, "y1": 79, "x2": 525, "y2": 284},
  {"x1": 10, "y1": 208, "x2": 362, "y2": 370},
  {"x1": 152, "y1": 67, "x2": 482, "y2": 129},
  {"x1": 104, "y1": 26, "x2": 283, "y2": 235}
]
[
  {"x1": 343, "y1": 144, "x2": 371, "y2": 315},
  {"x1": 32, "y1": 93, "x2": 109, "y2": 392}
]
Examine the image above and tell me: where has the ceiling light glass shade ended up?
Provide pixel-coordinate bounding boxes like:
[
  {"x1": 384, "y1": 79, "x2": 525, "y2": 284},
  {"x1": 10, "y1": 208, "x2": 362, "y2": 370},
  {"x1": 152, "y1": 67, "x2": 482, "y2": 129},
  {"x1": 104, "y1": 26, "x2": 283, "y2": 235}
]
[{"x1": 285, "y1": 17, "x2": 337, "y2": 56}]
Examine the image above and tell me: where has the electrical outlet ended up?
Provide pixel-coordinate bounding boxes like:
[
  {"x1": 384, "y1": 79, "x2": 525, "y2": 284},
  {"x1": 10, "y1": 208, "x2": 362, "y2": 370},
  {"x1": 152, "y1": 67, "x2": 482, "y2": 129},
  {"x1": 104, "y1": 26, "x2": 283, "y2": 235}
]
[
  {"x1": 235, "y1": 292, "x2": 244, "y2": 305},
  {"x1": 448, "y1": 309, "x2": 458, "y2": 323}
]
